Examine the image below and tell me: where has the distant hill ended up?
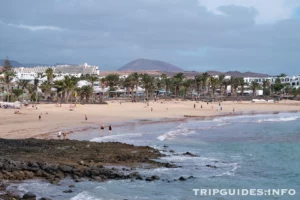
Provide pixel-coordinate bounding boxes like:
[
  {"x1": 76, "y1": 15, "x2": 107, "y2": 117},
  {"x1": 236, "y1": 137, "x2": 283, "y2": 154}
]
[
  {"x1": 0, "y1": 59, "x2": 65, "y2": 67},
  {"x1": 0, "y1": 59, "x2": 23, "y2": 67},
  {"x1": 205, "y1": 70, "x2": 270, "y2": 77},
  {"x1": 118, "y1": 58, "x2": 184, "y2": 72}
]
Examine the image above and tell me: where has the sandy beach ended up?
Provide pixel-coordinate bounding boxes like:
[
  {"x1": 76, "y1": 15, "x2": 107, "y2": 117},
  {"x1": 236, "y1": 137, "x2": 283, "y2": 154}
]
[{"x1": 1, "y1": 100, "x2": 300, "y2": 139}]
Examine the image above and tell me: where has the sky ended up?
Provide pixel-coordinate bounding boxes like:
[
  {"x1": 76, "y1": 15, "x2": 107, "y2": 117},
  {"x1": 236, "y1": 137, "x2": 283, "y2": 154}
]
[{"x1": 1, "y1": 0, "x2": 300, "y2": 75}]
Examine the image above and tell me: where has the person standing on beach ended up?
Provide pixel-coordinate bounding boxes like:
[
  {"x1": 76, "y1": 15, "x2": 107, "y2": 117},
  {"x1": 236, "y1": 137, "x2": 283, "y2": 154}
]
[
  {"x1": 109, "y1": 125, "x2": 112, "y2": 134},
  {"x1": 62, "y1": 132, "x2": 67, "y2": 140},
  {"x1": 39, "y1": 115, "x2": 41, "y2": 120},
  {"x1": 85, "y1": 115, "x2": 88, "y2": 121},
  {"x1": 101, "y1": 123, "x2": 104, "y2": 135}
]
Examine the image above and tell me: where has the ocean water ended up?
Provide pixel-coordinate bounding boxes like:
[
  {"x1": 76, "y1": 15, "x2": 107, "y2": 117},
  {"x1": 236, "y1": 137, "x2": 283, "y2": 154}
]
[{"x1": 7, "y1": 112, "x2": 300, "y2": 200}]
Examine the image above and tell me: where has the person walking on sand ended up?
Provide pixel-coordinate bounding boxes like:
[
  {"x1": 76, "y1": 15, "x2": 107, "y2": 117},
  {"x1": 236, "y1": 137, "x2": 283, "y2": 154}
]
[
  {"x1": 39, "y1": 115, "x2": 41, "y2": 120},
  {"x1": 85, "y1": 114, "x2": 88, "y2": 121},
  {"x1": 109, "y1": 125, "x2": 112, "y2": 134},
  {"x1": 101, "y1": 123, "x2": 104, "y2": 135},
  {"x1": 62, "y1": 132, "x2": 67, "y2": 140}
]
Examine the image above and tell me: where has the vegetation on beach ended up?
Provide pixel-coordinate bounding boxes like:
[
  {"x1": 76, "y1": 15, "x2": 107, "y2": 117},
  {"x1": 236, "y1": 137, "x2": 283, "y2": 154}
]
[{"x1": 1, "y1": 57, "x2": 300, "y2": 103}]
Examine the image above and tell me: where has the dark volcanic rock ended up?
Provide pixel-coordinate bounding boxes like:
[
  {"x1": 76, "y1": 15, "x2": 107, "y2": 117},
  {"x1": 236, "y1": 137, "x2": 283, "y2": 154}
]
[
  {"x1": 145, "y1": 175, "x2": 160, "y2": 182},
  {"x1": 183, "y1": 152, "x2": 197, "y2": 157},
  {"x1": 22, "y1": 192, "x2": 36, "y2": 199},
  {"x1": 206, "y1": 165, "x2": 217, "y2": 169},
  {"x1": 164, "y1": 163, "x2": 177, "y2": 168},
  {"x1": 0, "y1": 139, "x2": 169, "y2": 183},
  {"x1": 179, "y1": 176, "x2": 186, "y2": 181},
  {"x1": 63, "y1": 189, "x2": 73, "y2": 193},
  {"x1": 59, "y1": 165, "x2": 73, "y2": 173}
]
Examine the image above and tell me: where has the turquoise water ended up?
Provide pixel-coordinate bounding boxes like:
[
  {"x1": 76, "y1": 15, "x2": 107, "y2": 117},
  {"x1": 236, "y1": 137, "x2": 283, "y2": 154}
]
[{"x1": 8, "y1": 112, "x2": 300, "y2": 199}]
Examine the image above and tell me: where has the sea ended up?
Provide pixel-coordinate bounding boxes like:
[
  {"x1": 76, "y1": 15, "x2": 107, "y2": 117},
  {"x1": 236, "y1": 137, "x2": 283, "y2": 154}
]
[{"x1": 6, "y1": 112, "x2": 300, "y2": 200}]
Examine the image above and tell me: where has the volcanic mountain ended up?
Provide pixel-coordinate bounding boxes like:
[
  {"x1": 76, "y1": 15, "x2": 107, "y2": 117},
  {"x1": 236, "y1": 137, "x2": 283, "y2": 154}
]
[{"x1": 118, "y1": 58, "x2": 184, "y2": 72}]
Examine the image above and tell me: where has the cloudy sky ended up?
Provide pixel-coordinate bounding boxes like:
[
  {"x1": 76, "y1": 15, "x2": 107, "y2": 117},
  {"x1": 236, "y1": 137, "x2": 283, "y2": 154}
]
[{"x1": 1, "y1": 0, "x2": 300, "y2": 74}]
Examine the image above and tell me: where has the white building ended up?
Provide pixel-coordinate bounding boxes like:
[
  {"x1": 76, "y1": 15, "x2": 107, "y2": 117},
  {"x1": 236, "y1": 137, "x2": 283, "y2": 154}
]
[
  {"x1": 14, "y1": 63, "x2": 100, "y2": 81},
  {"x1": 244, "y1": 75, "x2": 300, "y2": 89}
]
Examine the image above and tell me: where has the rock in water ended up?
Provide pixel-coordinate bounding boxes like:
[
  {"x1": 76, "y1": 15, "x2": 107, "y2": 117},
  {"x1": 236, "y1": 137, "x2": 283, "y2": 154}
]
[
  {"x1": 145, "y1": 175, "x2": 160, "y2": 181},
  {"x1": 183, "y1": 152, "x2": 197, "y2": 157},
  {"x1": 22, "y1": 192, "x2": 36, "y2": 199},
  {"x1": 206, "y1": 164, "x2": 217, "y2": 168}
]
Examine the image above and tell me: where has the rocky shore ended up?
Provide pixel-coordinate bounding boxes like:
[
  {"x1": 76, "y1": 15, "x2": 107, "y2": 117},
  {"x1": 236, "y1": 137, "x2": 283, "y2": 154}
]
[{"x1": 0, "y1": 139, "x2": 174, "y2": 200}]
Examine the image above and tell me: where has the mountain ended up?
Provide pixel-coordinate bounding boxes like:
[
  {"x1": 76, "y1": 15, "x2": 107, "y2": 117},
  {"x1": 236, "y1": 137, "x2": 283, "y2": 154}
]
[
  {"x1": 0, "y1": 59, "x2": 68, "y2": 67},
  {"x1": 118, "y1": 58, "x2": 184, "y2": 72},
  {"x1": 0, "y1": 59, "x2": 23, "y2": 67}
]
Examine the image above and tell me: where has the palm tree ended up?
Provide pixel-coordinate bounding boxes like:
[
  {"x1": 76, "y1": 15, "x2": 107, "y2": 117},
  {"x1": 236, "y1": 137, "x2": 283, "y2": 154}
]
[
  {"x1": 182, "y1": 79, "x2": 194, "y2": 97},
  {"x1": 0, "y1": 57, "x2": 15, "y2": 102},
  {"x1": 210, "y1": 77, "x2": 220, "y2": 96},
  {"x1": 127, "y1": 73, "x2": 140, "y2": 99},
  {"x1": 63, "y1": 76, "x2": 79, "y2": 103},
  {"x1": 33, "y1": 78, "x2": 39, "y2": 103},
  {"x1": 105, "y1": 74, "x2": 120, "y2": 88},
  {"x1": 140, "y1": 73, "x2": 151, "y2": 98},
  {"x1": 201, "y1": 72, "x2": 210, "y2": 94},
  {"x1": 87, "y1": 75, "x2": 98, "y2": 101},
  {"x1": 172, "y1": 73, "x2": 185, "y2": 97},
  {"x1": 26, "y1": 84, "x2": 35, "y2": 102},
  {"x1": 54, "y1": 80, "x2": 64, "y2": 104},
  {"x1": 263, "y1": 79, "x2": 271, "y2": 95},
  {"x1": 17, "y1": 80, "x2": 31, "y2": 103},
  {"x1": 218, "y1": 74, "x2": 225, "y2": 95},
  {"x1": 45, "y1": 68, "x2": 54, "y2": 84},
  {"x1": 77, "y1": 85, "x2": 93, "y2": 103},
  {"x1": 12, "y1": 89, "x2": 23, "y2": 101},
  {"x1": 266, "y1": 79, "x2": 271, "y2": 95},
  {"x1": 239, "y1": 77, "x2": 246, "y2": 96},
  {"x1": 230, "y1": 77, "x2": 240, "y2": 96},
  {"x1": 40, "y1": 81, "x2": 52, "y2": 100},
  {"x1": 99, "y1": 77, "x2": 107, "y2": 101},
  {"x1": 250, "y1": 81, "x2": 260, "y2": 96},
  {"x1": 105, "y1": 74, "x2": 120, "y2": 98},
  {"x1": 194, "y1": 75, "x2": 202, "y2": 97}
]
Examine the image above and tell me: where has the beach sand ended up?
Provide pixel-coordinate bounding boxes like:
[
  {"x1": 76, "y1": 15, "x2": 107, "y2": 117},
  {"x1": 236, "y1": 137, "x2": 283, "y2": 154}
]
[{"x1": 0, "y1": 100, "x2": 299, "y2": 139}]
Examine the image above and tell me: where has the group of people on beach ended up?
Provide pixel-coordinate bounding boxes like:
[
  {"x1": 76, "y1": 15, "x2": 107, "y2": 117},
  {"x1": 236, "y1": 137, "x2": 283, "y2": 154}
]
[
  {"x1": 85, "y1": 115, "x2": 112, "y2": 135},
  {"x1": 101, "y1": 122, "x2": 112, "y2": 135}
]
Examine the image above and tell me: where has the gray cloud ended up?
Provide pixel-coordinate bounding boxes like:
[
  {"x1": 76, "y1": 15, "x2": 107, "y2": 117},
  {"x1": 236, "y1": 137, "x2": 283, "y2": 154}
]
[{"x1": 0, "y1": 0, "x2": 300, "y2": 75}]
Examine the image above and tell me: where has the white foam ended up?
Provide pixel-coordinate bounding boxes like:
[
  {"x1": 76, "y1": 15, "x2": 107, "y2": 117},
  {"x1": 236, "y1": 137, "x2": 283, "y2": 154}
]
[
  {"x1": 90, "y1": 133, "x2": 143, "y2": 142},
  {"x1": 70, "y1": 191, "x2": 103, "y2": 200},
  {"x1": 157, "y1": 125, "x2": 196, "y2": 141},
  {"x1": 214, "y1": 163, "x2": 240, "y2": 177},
  {"x1": 256, "y1": 116, "x2": 299, "y2": 123}
]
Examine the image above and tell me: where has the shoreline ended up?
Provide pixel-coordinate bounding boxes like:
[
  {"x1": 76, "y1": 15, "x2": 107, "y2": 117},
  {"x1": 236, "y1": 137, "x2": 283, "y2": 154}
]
[
  {"x1": 1, "y1": 100, "x2": 300, "y2": 139},
  {"x1": 36, "y1": 109, "x2": 300, "y2": 140}
]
